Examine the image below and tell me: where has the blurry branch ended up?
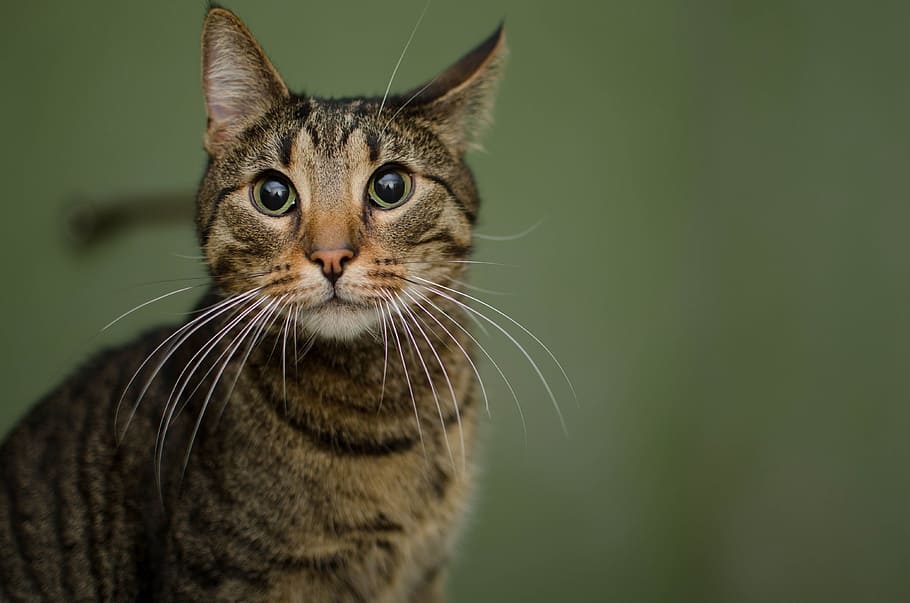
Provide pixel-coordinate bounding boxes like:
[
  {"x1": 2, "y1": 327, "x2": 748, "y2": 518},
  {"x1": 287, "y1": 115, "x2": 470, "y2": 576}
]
[{"x1": 65, "y1": 192, "x2": 195, "y2": 250}]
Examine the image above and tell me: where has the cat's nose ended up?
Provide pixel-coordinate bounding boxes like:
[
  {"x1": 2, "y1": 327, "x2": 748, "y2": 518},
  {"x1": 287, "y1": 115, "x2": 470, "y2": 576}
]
[{"x1": 309, "y1": 247, "x2": 355, "y2": 284}]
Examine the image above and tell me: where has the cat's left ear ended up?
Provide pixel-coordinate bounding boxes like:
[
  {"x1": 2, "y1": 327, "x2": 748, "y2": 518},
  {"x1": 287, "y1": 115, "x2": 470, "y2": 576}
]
[
  {"x1": 406, "y1": 25, "x2": 507, "y2": 155},
  {"x1": 202, "y1": 8, "x2": 289, "y2": 154}
]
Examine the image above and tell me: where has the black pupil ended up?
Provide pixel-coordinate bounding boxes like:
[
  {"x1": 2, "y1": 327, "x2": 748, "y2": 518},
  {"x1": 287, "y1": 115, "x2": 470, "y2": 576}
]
[
  {"x1": 260, "y1": 178, "x2": 290, "y2": 212},
  {"x1": 374, "y1": 171, "x2": 405, "y2": 205}
]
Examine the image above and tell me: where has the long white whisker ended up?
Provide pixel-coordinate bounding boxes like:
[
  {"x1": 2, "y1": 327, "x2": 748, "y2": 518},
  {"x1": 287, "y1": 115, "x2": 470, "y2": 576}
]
[
  {"x1": 415, "y1": 282, "x2": 568, "y2": 436},
  {"x1": 155, "y1": 296, "x2": 269, "y2": 492},
  {"x1": 380, "y1": 76, "x2": 439, "y2": 140},
  {"x1": 474, "y1": 219, "x2": 545, "y2": 241},
  {"x1": 212, "y1": 296, "x2": 289, "y2": 429},
  {"x1": 377, "y1": 0, "x2": 432, "y2": 119},
  {"x1": 398, "y1": 293, "x2": 465, "y2": 470},
  {"x1": 115, "y1": 287, "x2": 263, "y2": 442},
  {"x1": 156, "y1": 297, "x2": 266, "y2": 440},
  {"x1": 280, "y1": 302, "x2": 293, "y2": 415},
  {"x1": 403, "y1": 289, "x2": 490, "y2": 414},
  {"x1": 385, "y1": 291, "x2": 455, "y2": 470},
  {"x1": 382, "y1": 297, "x2": 425, "y2": 458},
  {"x1": 410, "y1": 289, "x2": 527, "y2": 443},
  {"x1": 102, "y1": 285, "x2": 197, "y2": 332},
  {"x1": 373, "y1": 301, "x2": 391, "y2": 411},
  {"x1": 445, "y1": 276, "x2": 510, "y2": 296},
  {"x1": 395, "y1": 259, "x2": 517, "y2": 268},
  {"x1": 292, "y1": 303, "x2": 300, "y2": 385},
  {"x1": 412, "y1": 276, "x2": 577, "y2": 402},
  {"x1": 180, "y1": 296, "x2": 287, "y2": 483}
]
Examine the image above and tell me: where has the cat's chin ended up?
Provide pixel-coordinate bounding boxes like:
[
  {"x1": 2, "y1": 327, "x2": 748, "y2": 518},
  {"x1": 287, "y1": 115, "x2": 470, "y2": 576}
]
[{"x1": 299, "y1": 301, "x2": 377, "y2": 341}]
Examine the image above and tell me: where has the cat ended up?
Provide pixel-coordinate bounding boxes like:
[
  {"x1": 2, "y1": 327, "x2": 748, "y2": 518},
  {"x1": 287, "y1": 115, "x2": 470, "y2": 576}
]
[{"x1": 0, "y1": 6, "x2": 507, "y2": 602}]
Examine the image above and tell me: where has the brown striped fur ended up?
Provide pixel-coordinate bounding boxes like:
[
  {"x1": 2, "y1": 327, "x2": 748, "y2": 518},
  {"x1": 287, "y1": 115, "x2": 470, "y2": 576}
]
[{"x1": 0, "y1": 7, "x2": 505, "y2": 602}]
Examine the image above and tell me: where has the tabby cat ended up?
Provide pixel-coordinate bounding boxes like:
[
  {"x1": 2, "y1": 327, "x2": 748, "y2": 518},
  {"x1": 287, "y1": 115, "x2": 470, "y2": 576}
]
[{"x1": 0, "y1": 6, "x2": 507, "y2": 602}]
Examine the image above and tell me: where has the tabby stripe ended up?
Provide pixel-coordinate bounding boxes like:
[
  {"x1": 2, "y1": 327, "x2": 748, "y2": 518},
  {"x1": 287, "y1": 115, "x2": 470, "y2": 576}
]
[
  {"x1": 338, "y1": 119, "x2": 355, "y2": 148},
  {"x1": 270, "y1": 402, "x2": 418, "y2": 456},
  {"x1": 189, "y1": 506, "x2": 349, "y2": 575},
  {"x1": 366, "y1": 130, "x2": 381, "y2": 162},
  {"x1": 306, "y1": 123, "x2": 321, "y2": 147},
  {"x1": 201, "y1": 186, "x2": 240, "y2": 246},
  {"x1": 183, "y1": 556, "x2": 270, "y2": 590},
  {"x1": 51, "y1": 468, "x2": 77, "y2": 601},
  {"x1": 98, "y1": 416, "x2": 115, "y2": 601},
  {"x1": 427, "y1": 460, "x2": 452, "y2": 500},
  {"x1": 1, "y1": 459, "x2": 42, "y2": 596},
  {"x1": 75, "y1": 388, "x2": 104, "y2": 602},
  {"x1": 417, "y1": 229, "x2": 475, "y2": 256},
  {"x1": 36, "y1": 427, "x2": 68, "y2": 599},
  {"x1": 417, "y1": 231, "x2": 456, "y2": 247},
  {"x1": 335, "y1": 514, "x2": 404, "y2": 536},
  {"x1": 278, "y1": 128, "x2": 296, "y2": 167},
  {"x1": 425, "y1": 175, "x2": 476, "y2": 224}
]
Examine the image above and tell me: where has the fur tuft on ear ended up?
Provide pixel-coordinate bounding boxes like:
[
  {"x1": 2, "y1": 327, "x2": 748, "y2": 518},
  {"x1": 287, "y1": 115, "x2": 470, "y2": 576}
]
[
  {"x1": 202, "y1": 8, "x2": 289, "y2": 154},
  {"x1": 405, "y1": 25, "x2": 507, "y2": 155}
]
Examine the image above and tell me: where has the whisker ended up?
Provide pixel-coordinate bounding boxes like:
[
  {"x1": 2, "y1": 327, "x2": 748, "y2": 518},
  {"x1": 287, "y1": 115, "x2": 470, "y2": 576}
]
[
  {"x1": 296, "y1": 332, "x2": 317, "y2": 364},
  {"x1": 381, "y1": 296, "x2": 426, "y2": 458},
  {"x1": 445, "y1": 276, "x2": 510, "y2": 296},
  {"x1": 122, "y1": 270, "x2": 270, "y2": 291},
  {"x1": 474, "y1": 219, "x2": 544, "y2": 241},
  {"x1": 385, "y1": 291, "x2": 455, "y2": 470},
  {"x1": 398, "y1": 293, "x2": 465, "y2": 470},
  {"x1": 402, "y1": 289, "x2": 490, "y2": 416},
  {"x1": 376, "y1": 0, "x2": 432, "y2": 119},
  {"x1": 155, "y1": 296, "x2": 269, "y2": 493},
  {"x1": 412, "y1": 276, "x2": 577, "y2": 402},
  {"x1": 280, "y1": 302, "x2": 293, "y2": 415},
  {"x1": 171, "y1": 252, "x2": 206, "y2": 261},
  {"x1": 292, "y1": 303, "x2": 300, "y2": 385},
  {"x1": 380, "y1": 76, "x2": 439, "y2": 140},
  {"x1": 114, "y1": 287, "x2": 263, "y2": 442},
  {"x1": 373, "y1": 301, "x2": 391, "y2": 411},
  {"x1": 412, "y1": 280, "x2": 569, "y2": 436},
  {"x1": 394, "y1": 259, "x2": 517, "y2": 268},
  {"x1": 102, "y1": 285, "x2": 197, "y2": 332},
  {"x1": 409, "y1": 289, "x2": 527, "y2": 443},
  {"x1": 180, "y1": 296, "x2": 288, "y2": 483}
]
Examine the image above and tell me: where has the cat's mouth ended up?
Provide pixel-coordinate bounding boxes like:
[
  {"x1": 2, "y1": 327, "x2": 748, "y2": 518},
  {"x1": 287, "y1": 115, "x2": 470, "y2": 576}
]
[{"x1": 299, "y1": 293, "x2": 379, "y2": 340}]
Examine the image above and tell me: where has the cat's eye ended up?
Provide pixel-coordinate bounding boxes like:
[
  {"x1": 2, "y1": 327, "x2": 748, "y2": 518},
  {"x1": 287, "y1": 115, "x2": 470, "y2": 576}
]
[
  {"x1": 367, "y1": 167, "x2": 413, "y2": 209},
  {"x1": 251, "y1": 174, "x2": 297, "y2": 216}
]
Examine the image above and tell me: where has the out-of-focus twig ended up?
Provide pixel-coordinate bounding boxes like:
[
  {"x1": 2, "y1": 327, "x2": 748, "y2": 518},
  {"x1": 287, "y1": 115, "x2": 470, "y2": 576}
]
[{"x1": 66, "y1": 192, "x2": 195, "y2": 250}]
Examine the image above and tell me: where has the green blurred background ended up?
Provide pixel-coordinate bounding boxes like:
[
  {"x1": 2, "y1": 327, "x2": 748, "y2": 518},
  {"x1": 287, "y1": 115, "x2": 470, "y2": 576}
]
[{"x1": 2, "y1": 0, "x2": 909, "y2": 601}]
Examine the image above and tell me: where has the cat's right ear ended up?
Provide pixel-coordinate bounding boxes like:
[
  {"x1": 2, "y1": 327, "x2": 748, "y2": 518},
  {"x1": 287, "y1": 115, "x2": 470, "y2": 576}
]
[{"x1": 202, "y1": 8, "x2": 289, "y2": 154}]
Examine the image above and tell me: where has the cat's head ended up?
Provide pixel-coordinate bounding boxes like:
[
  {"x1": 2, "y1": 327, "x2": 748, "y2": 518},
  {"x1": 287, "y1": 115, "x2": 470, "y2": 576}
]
[{"x1": 196, "y1": 8, "x2": 505, "y2": 340}]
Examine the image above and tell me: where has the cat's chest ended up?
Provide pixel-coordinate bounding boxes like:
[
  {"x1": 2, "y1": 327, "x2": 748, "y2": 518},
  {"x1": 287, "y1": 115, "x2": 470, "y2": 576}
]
[{"x1": 174, "y1": 425, "x2": 471, "y2": 602}]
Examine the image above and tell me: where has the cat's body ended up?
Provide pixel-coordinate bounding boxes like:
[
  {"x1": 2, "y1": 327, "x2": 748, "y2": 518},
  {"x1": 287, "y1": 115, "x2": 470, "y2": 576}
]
[{"x1": 1, "y1": 7, "x2": 505, "y2": 602}]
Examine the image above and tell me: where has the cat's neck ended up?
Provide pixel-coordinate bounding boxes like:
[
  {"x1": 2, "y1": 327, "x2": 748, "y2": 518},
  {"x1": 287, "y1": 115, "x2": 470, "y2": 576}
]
[{"x1": 192, "y1": 287, "x2": 477, "y2": 450}]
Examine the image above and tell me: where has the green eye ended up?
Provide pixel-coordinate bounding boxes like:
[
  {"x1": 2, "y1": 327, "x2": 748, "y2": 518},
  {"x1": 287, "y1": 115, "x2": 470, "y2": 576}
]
[
  {"x1": 368, "y1": 167, "x2": 413, "y2": 209},
  {"x1": 252, "y1": 174, "x2": 297, "y2": 215}
]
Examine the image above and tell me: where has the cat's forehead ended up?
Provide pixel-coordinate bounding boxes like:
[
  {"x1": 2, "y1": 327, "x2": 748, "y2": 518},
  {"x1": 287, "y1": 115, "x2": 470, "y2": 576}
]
[
  {"x1": 285, "y1": 98, "x2": 378, "y2": 179},
  {"x1": 301, "y1": 99, "x2": 375, "y2": 150},
  {"x1": 281, "y1": 96, "x2": 430, "y2": 170}
]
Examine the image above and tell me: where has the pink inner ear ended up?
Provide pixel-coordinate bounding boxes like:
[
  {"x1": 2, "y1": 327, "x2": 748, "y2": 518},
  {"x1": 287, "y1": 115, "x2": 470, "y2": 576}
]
[
  {"x1": 201, "y1": 9, "x2": 289, "y2": 139},
  {"x1": 207, "y1": 101, "x2": 234, "y2": 124}
]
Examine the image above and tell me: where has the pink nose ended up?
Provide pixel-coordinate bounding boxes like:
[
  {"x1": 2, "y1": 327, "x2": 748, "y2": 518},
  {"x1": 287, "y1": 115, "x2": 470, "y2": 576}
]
[{"x1": 309, "y1": 247, "x2": 355, "y2": 284}]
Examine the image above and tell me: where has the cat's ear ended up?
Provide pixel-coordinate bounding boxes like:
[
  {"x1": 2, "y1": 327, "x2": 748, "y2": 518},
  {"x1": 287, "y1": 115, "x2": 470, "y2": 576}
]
[
  {"x1": 406, "y1": 25, "x2": 507, "y2": 154},
  {"x1": 202, "y1": 8, "x2": 289, "y2": 154}
]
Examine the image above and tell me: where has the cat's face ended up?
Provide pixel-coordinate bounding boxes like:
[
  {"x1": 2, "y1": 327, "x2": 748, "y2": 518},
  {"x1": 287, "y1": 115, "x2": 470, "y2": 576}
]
[{"x1": 196, "y1": 9, "x2": 504, "y2": 340}]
